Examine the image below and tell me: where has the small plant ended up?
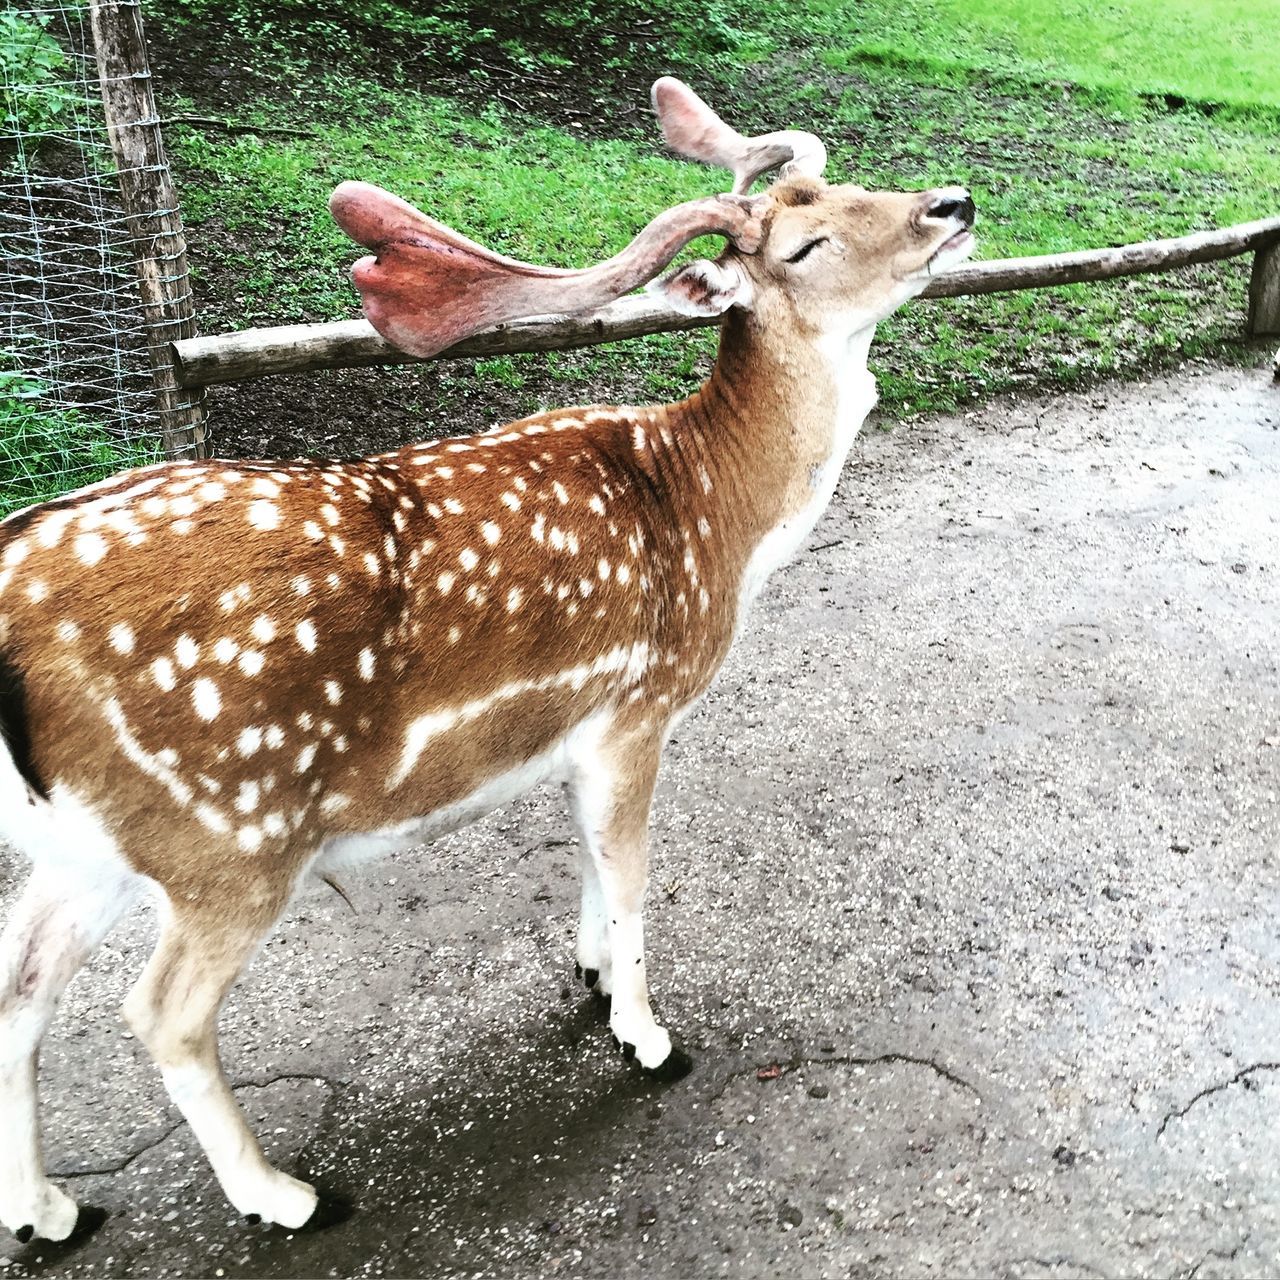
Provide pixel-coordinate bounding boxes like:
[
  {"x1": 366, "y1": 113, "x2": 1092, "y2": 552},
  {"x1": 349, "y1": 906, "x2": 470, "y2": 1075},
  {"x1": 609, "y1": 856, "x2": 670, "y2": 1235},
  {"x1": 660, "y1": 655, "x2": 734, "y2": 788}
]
[{"x1": 0, "y1": 11, "x2": 74, "y2": 149}]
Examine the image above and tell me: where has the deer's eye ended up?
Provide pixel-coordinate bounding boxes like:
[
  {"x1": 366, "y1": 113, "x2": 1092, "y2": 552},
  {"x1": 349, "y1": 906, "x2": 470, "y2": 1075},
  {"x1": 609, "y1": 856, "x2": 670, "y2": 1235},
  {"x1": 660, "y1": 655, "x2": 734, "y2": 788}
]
[{"x1": 785, "y1": 236, "x2": 828, "y2": 264}]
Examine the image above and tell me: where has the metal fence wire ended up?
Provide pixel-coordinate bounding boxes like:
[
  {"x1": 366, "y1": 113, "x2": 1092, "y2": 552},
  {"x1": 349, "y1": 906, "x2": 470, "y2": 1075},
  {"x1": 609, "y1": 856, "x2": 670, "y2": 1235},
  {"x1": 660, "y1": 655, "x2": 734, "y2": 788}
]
[{"x1": 1, "y1": 2, "x2": 165, "y2": 518}]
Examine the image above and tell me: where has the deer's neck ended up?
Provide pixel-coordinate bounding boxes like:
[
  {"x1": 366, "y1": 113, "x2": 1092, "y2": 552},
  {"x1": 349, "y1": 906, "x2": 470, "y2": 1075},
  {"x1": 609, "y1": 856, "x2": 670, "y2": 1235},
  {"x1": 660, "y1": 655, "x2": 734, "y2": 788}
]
[{"x1": 655, "y1": 309, "x2": 878, "y2": 609}]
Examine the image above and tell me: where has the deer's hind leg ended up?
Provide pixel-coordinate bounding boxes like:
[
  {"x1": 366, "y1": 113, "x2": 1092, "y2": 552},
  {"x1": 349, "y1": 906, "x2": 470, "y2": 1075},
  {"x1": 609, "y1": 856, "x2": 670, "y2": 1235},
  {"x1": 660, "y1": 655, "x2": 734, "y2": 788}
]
[
  {"x1": 123, "y1": 870, "x2": 348, "y2": 1231},
  {"x1": 0, "y1": 865, "x2": 140, "y2": 1244}
]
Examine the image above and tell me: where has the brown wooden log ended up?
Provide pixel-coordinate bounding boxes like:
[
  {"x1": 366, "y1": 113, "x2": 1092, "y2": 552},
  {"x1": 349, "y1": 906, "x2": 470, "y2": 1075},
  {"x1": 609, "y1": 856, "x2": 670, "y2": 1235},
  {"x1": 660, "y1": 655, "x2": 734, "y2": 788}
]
[
  {"x1": 1247, "y1": 241, "x2": 1280, "y2": 336},
  {"x1": 922, "y1": 216, "x2": 1280, "y2": 298},
  {"x1": 90, "y1": 0, "x2": 207, "y2": 458},
  {"x1": 172, "y1": 215, "x2": 1280, "y2": 389}
]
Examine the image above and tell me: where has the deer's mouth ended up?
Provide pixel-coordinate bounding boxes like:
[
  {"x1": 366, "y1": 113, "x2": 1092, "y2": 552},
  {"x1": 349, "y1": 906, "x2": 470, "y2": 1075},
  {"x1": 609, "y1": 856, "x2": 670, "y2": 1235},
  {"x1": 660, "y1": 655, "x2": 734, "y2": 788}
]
[
  {"x1": 935, "y1": 228, "x2": 975, "y2": 259},
  {"x1": 925, "y1": 228, "x2": 976, "y2": 275}
]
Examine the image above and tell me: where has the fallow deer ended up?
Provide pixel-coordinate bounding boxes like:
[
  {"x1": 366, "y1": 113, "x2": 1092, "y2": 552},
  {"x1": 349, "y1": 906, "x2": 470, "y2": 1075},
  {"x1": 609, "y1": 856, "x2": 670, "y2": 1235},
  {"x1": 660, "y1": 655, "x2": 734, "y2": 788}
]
[{"x1": 0, "y1": 78, "x2": 975, "y2": 1240}]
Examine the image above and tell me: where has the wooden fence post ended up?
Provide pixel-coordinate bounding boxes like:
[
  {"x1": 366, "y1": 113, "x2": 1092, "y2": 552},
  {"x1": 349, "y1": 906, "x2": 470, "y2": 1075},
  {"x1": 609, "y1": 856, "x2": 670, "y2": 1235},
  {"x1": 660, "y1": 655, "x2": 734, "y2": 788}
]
[
  {"x1": 1248, "y1": 241, "x2": 1280, "y2": 337},
  {"x1": 90, "y1": 0, "x2": 207, "y2": 460}
]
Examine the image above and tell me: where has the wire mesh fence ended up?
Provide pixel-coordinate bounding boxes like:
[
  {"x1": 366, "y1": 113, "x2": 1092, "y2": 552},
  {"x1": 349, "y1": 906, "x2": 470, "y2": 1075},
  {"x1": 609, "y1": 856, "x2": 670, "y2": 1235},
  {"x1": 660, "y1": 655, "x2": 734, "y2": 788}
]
[{"x1": 1, "y1": 2, "x2": 166, "y2": 519}]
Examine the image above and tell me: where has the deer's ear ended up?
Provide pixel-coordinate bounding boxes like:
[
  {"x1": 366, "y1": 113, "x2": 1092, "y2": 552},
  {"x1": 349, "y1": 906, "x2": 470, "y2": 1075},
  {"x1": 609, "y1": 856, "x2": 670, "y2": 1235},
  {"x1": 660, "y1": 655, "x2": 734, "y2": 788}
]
[{"x1": 648, "y1": 258, "x2": 753, "y2": 317}]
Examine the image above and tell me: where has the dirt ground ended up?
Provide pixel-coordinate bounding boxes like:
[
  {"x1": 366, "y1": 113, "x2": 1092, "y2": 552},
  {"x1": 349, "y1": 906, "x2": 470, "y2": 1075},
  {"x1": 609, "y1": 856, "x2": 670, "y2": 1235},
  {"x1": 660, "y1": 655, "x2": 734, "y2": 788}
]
[{"x1": 2, "y1": 354, "x2": 1278, "y2": 1279}]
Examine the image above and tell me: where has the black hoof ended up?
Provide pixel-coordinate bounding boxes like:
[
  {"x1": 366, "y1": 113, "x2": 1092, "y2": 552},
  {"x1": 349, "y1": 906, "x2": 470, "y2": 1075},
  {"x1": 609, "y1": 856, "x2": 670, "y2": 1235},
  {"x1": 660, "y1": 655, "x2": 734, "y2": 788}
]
[
  {"x1": 642, "y1": 1046, "x2": 695, "y2": 1083},
  {"x1": 620, "y1": 1040, "x2": 636, "y2": 1062},
  {"x1": 13, "y1": 1205, "x2": 108, "y2": 1250},
  {"x1": 244, "y1": 1212, "x2": 262, "y2": 1226},
  {"x1": 298, "y1": 1191, "x2": 355, "y2": 1233},
  {"x1": 66, "y1": 1205, "x2": 109, "y2": 1243},
  {"x1": 582, "y1": 967, "x2": 600, "y2": 989}
]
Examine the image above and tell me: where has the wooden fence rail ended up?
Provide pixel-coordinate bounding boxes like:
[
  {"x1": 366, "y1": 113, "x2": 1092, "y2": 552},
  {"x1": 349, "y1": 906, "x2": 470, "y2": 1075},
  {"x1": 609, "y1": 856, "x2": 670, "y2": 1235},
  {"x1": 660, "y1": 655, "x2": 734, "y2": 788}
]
[{"x1": 173, "y1": 214, "x2": 1280, "y2": 390}]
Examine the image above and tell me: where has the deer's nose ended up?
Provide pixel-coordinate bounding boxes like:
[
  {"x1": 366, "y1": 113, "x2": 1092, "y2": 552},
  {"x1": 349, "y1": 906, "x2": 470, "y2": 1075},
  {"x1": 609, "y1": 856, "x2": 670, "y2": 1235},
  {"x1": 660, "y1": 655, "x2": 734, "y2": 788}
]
[{"x1": 924, "y1": 189, "x2": 976, "y2": 227}]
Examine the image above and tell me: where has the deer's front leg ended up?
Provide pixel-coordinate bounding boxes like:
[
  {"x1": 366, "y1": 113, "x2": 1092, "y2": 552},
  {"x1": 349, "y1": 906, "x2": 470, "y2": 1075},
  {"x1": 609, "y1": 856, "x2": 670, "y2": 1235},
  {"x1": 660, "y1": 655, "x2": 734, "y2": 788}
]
[{"x1": 568, "y1": 726, "x2": 692, "y2": 1080}]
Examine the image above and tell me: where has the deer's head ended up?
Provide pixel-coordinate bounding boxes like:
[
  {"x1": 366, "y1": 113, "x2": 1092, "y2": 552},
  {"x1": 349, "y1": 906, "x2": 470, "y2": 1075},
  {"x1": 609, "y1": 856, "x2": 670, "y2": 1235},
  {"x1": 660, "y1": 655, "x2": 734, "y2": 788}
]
[
  {"x1": 329, "y1": 78, "x2": 975, "y2": 357},
  {"x1": 645, "y1": 78, "x2": 975, "y2": 340}
]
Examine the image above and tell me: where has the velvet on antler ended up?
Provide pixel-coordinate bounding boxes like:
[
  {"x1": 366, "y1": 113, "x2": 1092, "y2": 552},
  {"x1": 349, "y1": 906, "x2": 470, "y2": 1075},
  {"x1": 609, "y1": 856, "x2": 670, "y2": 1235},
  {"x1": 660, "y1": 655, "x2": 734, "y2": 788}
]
[
  {"x1": 329, "y1": 180, "x2": 765, "y2": 358},
  {"x1": 651, "y1": 76, "x2": 828, "y2": 195}
]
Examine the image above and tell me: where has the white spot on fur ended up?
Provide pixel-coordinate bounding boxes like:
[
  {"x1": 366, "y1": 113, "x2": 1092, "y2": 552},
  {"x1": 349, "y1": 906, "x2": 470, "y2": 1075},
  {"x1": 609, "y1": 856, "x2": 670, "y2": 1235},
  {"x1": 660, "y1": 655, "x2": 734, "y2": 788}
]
[
  {"x1": 295, "y1": 619, "x2": 317, "y2": 652},
  {"x1": 238, "y1": 650, "x2": 265, "y2": 677},
  {"x1": 108, "y1": 622, "x2": 134, "y2": 654},
  {"x1": 175, "y1": 635, "x2": 199, "y2": 668},
  {"x1": 481, "y1": 521, "x2": 501, "y2": 546},
  {"x1": 236, "y1": 780, "x2": 260, "y2": 814},
  {"x1": 358, "y1": 647, "x2": 376, "y2": 681},
  {"x1": 192, "y1": 678, "x2": 221, "y2": 721},
  {"x1": 248, "y1": 500, "x2": 280, "y2": 531},
  {"x1": 194, "y1": 803, "x2": 230, "y2": 834},
  {"x1": 237, "y1": 726, "x2": 263, "y2": 756},
  {"x1": 459, "y1": 547, "x2": 479, "y2": 571},
  {"x1": 75, "y1": 532, "x2": 107, "y2": 566}
]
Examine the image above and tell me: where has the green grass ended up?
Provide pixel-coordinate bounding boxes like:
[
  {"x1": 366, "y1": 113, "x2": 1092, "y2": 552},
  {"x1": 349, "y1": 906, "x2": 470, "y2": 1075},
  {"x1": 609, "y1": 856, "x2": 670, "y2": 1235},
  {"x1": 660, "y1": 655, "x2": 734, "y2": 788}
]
[
  {"x1": 0, "y1": 376, "x2": 160, "y2": 518},
  {"x1": 797, "y1": 0, "x2": 1280, "y2": 113},
  {"x1": 166, "y1": 38, "x2": 1280, "y2": 422}
]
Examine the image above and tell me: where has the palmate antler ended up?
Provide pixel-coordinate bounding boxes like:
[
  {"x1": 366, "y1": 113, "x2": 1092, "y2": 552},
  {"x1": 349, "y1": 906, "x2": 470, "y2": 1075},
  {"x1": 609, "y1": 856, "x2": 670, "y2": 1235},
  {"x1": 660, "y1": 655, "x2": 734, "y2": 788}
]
[
  {"x1": 651, "y1": 76, "x2": 828, "y2": 194},
  {"x1": 330, "y1": 78, "x2": 827, "y2": 357},
  {"x1": 329, "y1": 181, "x2": 764, "y2": 358}
]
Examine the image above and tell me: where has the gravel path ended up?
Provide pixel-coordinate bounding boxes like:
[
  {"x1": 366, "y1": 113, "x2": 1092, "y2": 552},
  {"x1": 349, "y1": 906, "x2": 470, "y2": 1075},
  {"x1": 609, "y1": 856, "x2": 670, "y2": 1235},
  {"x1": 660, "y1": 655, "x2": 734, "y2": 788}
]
[{"x1": 3, "y1": 355, "x2": 1278, "y2": 1279}]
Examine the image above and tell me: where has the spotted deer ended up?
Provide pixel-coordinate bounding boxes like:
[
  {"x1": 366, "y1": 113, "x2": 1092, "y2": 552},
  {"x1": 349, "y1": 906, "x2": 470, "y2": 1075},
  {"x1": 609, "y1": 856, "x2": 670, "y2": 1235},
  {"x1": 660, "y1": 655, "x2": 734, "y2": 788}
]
[{"x1": 0, "y1": 77, "x2": 975, "y2": 1241}]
